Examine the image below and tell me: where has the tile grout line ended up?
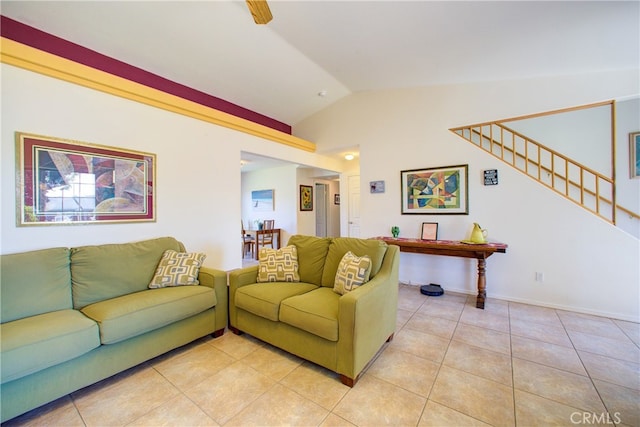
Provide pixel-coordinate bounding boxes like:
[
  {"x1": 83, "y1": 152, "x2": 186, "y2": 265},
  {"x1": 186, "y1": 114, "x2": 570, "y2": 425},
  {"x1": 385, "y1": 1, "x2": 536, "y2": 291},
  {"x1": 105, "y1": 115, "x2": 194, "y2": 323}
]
[
  {"x1": 402, "y1": 292, "x2": 434, "y2": 427},
  {"x1": 430, "y1": 300, "x2": 488, "y2": 424},
  {"x1": 415, "y1": 291, "x2": 498, "y2": 427},
  {"x1": 508, "y1": 302, "x2": 518, "y2": 427},
  {"x1": 559, "y1": 309, "x2": 631, "y2": 426},
  {"x1": 401, "y1": 290, "x2": 446, "y2": 427}
]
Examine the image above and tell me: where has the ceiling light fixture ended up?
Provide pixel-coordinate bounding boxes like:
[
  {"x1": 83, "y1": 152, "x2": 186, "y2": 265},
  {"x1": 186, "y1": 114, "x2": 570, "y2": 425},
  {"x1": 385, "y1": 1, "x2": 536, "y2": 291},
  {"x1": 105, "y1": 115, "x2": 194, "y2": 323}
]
[
  {"x1": 344, "y1": 154, "x2": 354, "y2": 161},
  {"x1": 318, "y1": 90, "x2": 328, "y2": 97}
]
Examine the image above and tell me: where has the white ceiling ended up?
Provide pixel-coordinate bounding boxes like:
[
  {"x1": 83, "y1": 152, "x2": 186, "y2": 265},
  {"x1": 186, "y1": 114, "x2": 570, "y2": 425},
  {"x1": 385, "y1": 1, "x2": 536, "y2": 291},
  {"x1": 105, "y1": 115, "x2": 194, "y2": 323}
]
[
  {"x1": 2, "y1": 0, "x2": 638, "y2": 129},
  {"x1": 240, "y1": 151, "x2": 298, "y2": 172}
]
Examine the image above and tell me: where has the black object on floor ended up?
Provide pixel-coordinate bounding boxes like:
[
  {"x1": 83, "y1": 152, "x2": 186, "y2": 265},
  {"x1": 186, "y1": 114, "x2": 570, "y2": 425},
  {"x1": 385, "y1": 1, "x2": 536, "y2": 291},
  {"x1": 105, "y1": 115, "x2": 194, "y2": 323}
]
[{"x1": 420, "y1": 283, "x2": 444, "y2": 296}]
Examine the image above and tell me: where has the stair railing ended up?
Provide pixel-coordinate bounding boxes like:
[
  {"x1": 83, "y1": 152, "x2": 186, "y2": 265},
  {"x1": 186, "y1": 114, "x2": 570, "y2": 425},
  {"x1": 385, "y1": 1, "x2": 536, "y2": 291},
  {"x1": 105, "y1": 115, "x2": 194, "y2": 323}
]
[{"x1": 451, "y1": 121, "x2": 616, "y2": 224}]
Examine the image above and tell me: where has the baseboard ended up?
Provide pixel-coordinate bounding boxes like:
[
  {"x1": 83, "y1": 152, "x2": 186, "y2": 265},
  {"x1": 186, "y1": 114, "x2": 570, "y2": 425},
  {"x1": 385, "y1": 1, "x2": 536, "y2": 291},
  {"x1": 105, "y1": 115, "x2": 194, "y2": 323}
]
[{"x1": 399, "y1": 281, "x2": 638, "y2": 323}]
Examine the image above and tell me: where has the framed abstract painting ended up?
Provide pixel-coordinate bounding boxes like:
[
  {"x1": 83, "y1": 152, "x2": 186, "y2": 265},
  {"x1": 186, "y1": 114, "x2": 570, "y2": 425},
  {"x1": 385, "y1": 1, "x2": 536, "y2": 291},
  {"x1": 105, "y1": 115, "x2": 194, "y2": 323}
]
[
  {"x1": 16, "y1": 132, "x2": 156, "y2": 225},
  {"x1": 401, "y1": 164, "x2": 468, "y2": 214}
]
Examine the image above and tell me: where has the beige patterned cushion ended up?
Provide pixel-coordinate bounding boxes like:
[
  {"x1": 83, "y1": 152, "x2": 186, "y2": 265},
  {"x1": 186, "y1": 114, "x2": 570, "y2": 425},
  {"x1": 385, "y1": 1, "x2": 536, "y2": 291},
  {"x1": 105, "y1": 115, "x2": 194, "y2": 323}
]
[
  {"x1": 148, "y1": 250, "x2": 206, "y2": 288},
  {"x1": 257, "y1": 246, "x2": 300, "y2": 283},
  {"x1": 333, "y1": 251, "x2": 372, "y2": 295}
]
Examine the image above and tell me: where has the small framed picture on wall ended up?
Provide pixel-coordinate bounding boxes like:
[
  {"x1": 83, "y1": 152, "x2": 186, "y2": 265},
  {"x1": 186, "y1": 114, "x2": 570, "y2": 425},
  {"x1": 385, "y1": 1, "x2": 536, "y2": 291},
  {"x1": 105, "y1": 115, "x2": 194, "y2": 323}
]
[
  {"x1": 630, "y1": 132, "x2": 639, "y2": 178},
  {"x1": 300, "y1": 185, "x2": 313, "y2": 211}
]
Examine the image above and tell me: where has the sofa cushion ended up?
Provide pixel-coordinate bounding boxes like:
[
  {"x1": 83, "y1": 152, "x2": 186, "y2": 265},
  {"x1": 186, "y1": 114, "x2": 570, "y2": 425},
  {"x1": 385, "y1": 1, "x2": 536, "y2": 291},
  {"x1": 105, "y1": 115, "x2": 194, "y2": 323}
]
[
  {"x1": 321, "y1": 238, "x2": 388, "y2": 287},
  {"x1": 1, "y1": 248, "x2": 72, "y2": 323},
  {"x1": 71, "y1": 237, "x2": 184, "y2": 309},
  {"x1": 81, "y1": 286, "x2": 216, "y2": 344},
  {"x1": 0, "y1": 309, "x2": 100, "y2": 383},
  {"x1": 280, "y1": 287, "x2": 340, "y2": 341},
  {"x1": 333, "y1": 251, "x2": 372, "y2": 295},
  {"x1": 257, "y1": 246, "x2": 300, "y2": 283},
  {"x1": 287, "y1": 235, "x2": 331, "y2": 286},
  {"x1": 149, "y1": 250, "x2": 206, "y2": 288},
  {"x1": 235, "y1": 282, "x2": 318, "y2": 321}
]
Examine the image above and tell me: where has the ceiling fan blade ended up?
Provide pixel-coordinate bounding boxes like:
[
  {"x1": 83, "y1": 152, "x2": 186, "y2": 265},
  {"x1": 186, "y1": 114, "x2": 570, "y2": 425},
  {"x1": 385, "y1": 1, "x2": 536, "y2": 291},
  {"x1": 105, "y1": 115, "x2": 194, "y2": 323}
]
[{"x1": 246, "y1": 0, "x2": 273, "y2": 25}]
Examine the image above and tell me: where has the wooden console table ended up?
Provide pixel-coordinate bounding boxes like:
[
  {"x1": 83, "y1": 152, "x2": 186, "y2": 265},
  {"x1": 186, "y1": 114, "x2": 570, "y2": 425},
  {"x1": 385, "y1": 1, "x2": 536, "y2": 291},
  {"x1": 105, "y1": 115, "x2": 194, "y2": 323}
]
[{"x1": 375, "y1": 237, "x2": 508, "y2": 309}]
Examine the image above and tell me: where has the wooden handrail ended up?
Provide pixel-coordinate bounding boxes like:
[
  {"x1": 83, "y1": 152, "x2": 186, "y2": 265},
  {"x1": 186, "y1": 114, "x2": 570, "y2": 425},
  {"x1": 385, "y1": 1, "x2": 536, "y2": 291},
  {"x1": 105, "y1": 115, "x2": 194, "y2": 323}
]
[
  {"x1": 497, "y1": 124, "x2": 612, "y2": 184},
  {"x1": 618, "y1": 204, "x2": 640, "y2": 220},
  {"x1": 455, "y1": 100, "x2": 614, "y2": 130},
  {"x1": 450, "y1": 113, "x2": 631, "y2": 224},
  {"x1": 467, "y1": 128, "x2": 615, "y2": 203}
]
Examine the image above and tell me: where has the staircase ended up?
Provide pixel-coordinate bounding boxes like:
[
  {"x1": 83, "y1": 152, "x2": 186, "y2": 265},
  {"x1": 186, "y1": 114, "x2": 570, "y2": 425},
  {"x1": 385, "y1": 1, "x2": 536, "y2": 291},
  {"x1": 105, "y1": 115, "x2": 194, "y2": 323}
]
[{"x1": 450, "y1": 101, "x2": 638, "y2": 226}]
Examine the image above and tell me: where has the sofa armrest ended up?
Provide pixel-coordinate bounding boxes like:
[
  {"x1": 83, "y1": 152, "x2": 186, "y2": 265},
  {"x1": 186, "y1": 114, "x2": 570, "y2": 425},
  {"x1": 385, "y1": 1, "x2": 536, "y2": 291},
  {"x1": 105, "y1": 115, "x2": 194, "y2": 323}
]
[
  {"x1": 229, "y1": 266, "x2": 259, "y2": 289},
  {"x1": 198, "y1": 267, "x2": 228, "y2": 332},
  {"x1": 336, "y1": 245, "x2": 399, "y2": 380},
  {"x1": 228, "y1": 266, "x2": 259, "y2": 328}
]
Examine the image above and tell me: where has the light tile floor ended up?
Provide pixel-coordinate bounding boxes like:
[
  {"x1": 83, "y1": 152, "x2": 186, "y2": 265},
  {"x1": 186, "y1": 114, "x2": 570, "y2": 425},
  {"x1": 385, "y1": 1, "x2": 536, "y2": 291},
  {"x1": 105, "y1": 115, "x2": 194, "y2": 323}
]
[{"x1": 5, "y1": 284, "x2": 639, "y2": 427}]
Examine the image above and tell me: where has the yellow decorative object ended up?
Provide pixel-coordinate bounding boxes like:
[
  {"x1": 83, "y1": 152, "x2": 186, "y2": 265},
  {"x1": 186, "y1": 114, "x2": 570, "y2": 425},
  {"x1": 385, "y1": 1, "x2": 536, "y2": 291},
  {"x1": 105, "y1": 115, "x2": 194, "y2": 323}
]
[{"x1": 469, "y1": 223, "x2": 488, "y2": 243}]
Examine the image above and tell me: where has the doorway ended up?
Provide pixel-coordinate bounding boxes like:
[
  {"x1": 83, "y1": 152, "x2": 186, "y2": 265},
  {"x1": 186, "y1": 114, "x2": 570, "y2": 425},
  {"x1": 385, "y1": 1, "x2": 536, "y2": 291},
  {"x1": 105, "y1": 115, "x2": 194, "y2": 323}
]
[
  {"x1": 347, "y1": 175, "x2": 360, "y2": 237},
  {"x1": 315, "y1": 183, "x2": 328, "y2": 237}
]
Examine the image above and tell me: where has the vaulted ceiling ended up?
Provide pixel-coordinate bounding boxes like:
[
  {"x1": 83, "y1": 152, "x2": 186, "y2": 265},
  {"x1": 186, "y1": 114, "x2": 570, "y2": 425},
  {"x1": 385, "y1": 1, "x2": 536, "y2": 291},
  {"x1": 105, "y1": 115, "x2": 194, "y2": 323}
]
[{"x1": 1, "y1": 1, "x2": 638, "y2": 128}]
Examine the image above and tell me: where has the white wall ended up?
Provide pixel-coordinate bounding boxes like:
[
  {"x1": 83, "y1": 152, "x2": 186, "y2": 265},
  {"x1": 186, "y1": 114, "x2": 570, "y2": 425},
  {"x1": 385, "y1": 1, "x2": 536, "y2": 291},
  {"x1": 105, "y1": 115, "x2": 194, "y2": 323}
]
[
  {"x1": 295, "y1": 69, "x2": 640, "y2": 321},
  {"x1": 507, "y1": 104, "x2": 612, "y2": 175},
  {"x1": 0, "y1": 64, "x2": 342, "y2": 271},
  {"x1": 327, "y1": 179, "x2": 340, "y2": 237}
]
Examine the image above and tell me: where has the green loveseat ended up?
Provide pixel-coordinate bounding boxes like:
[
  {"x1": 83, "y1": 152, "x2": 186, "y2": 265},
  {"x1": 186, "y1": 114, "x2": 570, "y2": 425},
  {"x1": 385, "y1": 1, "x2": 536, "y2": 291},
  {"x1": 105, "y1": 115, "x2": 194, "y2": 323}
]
[
  {"x1": 0, "y1": 237, "x2": 228, "y2": 422},
  {"x1": 229, "y1": 235, "x2": 400, "y2": 386}
]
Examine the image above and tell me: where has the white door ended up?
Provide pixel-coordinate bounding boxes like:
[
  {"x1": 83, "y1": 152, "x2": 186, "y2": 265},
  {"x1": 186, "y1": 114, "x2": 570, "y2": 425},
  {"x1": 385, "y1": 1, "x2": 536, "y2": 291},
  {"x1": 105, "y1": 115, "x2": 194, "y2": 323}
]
[
  {"x1": 348, "y1": 175, "x2": 361, "y2": 237},
  {"x1": 315, "y1": 183, "x2": 327, "y2": 237}
]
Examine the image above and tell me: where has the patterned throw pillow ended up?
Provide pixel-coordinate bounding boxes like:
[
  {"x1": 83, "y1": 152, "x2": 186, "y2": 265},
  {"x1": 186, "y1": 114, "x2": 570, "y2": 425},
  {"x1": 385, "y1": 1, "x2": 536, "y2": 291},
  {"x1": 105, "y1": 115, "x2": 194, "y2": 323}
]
[
  {"x1": 148, "y1": 250, "x2": 206, "y2": 288},
  {"x1": 333, "y1": 251, "x2": 372, "y2": 295},
  {"x1": 257, "y1": 246, "x2": 300, "y2": 283}
]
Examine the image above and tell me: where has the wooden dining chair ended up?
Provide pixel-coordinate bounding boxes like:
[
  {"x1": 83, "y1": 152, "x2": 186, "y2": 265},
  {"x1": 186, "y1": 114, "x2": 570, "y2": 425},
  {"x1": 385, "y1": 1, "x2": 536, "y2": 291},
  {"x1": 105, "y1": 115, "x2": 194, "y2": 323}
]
[
  {"x1": 257, "y1": 220, "x2": 275, "y2": 253},
  {"x1": 241, "y1": 220, "x2": 255, "y2": 258}
]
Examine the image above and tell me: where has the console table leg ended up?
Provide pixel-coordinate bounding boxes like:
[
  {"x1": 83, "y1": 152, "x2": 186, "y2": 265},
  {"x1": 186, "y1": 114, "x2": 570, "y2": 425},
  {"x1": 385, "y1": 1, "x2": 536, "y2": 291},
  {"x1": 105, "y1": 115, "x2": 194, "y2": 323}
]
[{"x1": 476, "y1": 258, "x2": 487, "y2": 309}]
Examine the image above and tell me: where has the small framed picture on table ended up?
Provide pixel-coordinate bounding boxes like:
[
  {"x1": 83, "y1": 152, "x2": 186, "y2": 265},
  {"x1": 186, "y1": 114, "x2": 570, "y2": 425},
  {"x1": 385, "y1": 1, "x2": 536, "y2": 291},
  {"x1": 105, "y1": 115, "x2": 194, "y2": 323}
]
[{"x1": 421, "y1": 222, "x2": 438, "y2": 240}]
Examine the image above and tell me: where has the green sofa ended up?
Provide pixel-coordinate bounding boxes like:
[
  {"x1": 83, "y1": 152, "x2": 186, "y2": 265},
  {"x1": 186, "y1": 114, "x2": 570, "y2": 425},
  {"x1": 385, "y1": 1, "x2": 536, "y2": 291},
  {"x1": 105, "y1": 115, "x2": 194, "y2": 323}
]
[
  {"x1": 0, "y1": 237, "x2": 228, "y2": 422},
  {"x1": 229, "y1": 235, "x2": 400, "y2": 386}
]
